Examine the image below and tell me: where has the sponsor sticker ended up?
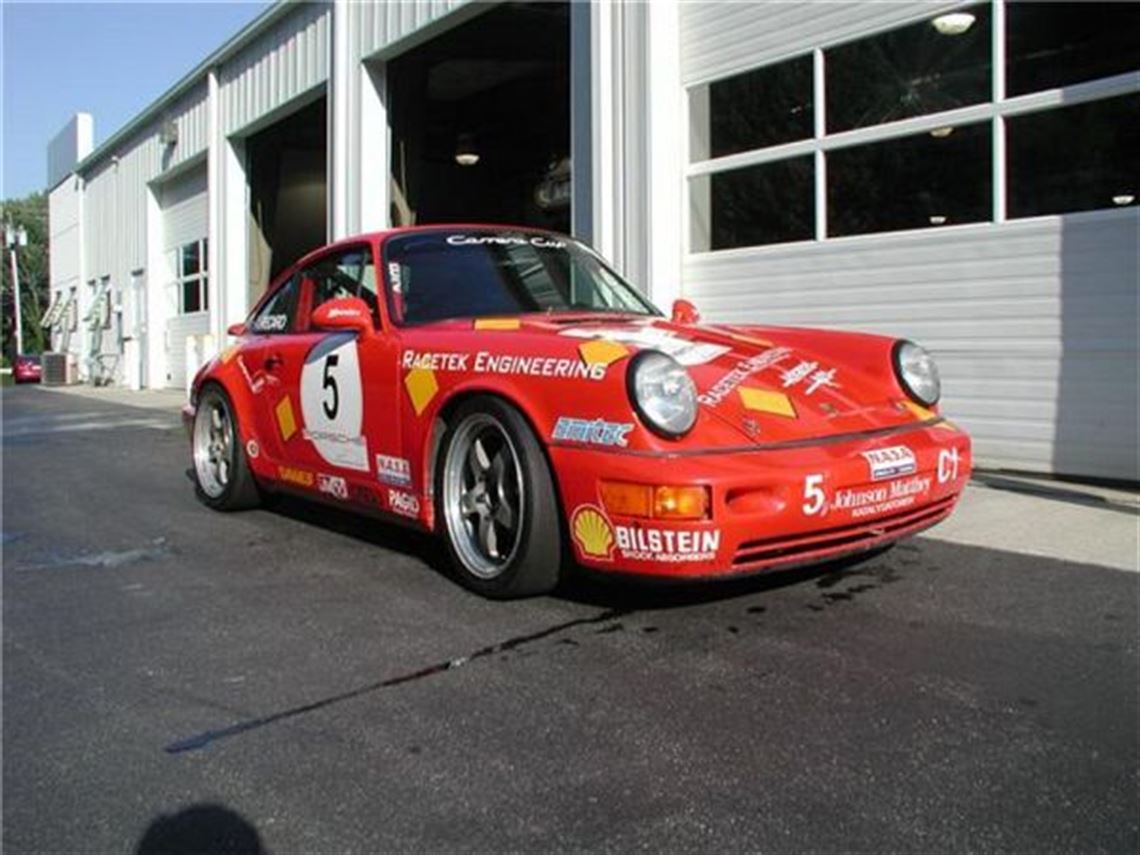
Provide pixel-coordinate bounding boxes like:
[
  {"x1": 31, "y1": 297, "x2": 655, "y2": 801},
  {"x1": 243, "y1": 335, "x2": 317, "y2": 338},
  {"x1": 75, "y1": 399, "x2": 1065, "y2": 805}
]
[
  {"x1": 317, "y1": 473, "x2": 349, "y2": 500},
  {"x1": 832, "y1": 475, "x2": 932, "y2": 519},
  {"x1": 277, "y1": 465, "x2": 314, "y2": 488},
  {"x1": 376, "y1": 454, "x2": 413, "y2": 486},
  {"x1": 861, "y1": 446, "x2": 917, "y2": 481},
  {"x1": 349, "y1": 484, "x2": 380, "y2": 506},
  {"x1": 780, "y1": 360, "x2": 840, "y2": 395},
  {"x1": 445, "y1": 234, "x2": 566, "y2": 249},
  {"x1": 561, "y1": 327, "x2": 730, "y2": 367},
  {"x1": 552, "y1": 417, "x2": 633, "y2": 447},
  {"x1": 698, "y1": 348, "x2": 793, "y2": 406},
  {"x1": 402, "y1": 350, "x2": 607, "y2": 382},
  {"x1": 245, "y1": 439, "x2": 260, "y2": 459},
  {"x1": 387, "y1": 489, "x2": 421, "y2": 518},
  {"x1": 253, "y1": 314, "x2": 288, "y2": 332},
  {"x1": 570, "y1": 505, "x2": 720, "y2": 564},
  {"x1": 614, "y1": 526, "x2": 721, "y2": 564}
]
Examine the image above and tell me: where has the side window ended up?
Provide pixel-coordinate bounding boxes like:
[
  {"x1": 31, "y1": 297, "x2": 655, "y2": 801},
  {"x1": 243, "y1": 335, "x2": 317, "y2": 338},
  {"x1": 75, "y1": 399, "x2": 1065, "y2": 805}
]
[
  {"x1": 250, "y1": 273, "x2": 301, "y2": 334},
  {"x1": 298, "y1": 246, "x2": 381, "y2": 329}
]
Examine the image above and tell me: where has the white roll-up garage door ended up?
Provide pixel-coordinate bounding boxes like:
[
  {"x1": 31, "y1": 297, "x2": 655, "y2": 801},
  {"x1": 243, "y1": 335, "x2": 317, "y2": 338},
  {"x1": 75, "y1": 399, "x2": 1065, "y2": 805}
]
[{"x1": 160, "y1": 167, "x2": 209, "y2": 390}]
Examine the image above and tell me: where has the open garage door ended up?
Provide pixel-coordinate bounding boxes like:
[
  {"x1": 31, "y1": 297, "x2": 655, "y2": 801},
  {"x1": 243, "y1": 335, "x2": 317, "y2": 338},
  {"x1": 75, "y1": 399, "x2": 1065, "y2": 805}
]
[
  {"x1": 387, "y1": 2, "x2": 570, "y2": 233},
  {"x1": 161, "y1": 166, "x2": 209, "y2": 390},
  {"x1": 246, "y1": 96, "x2": 328, "y2": 296}
]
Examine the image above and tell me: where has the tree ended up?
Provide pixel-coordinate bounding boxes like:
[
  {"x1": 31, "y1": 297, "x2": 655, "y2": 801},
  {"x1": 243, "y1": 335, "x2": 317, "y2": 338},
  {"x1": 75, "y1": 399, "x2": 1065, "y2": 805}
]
[{"x1": 2, "y1": 192, "x2": 50, "y2": 360}]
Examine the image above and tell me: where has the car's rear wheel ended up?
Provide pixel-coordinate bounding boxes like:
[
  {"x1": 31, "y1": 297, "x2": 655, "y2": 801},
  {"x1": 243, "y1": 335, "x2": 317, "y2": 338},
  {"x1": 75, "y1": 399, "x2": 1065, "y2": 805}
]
[
  {"x1": 438, "y1": 397, "x2": 562, "y2": 598},
  {"x1": 192, "y1": 384, "x2": 260, "y2": 511}
]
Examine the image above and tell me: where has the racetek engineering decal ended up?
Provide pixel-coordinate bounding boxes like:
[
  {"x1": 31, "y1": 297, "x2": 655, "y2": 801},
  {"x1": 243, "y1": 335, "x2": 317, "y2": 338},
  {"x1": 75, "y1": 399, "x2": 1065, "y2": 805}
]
[
  {"x1": 376, "y1": 454, "x2": 412, "y2": 486},
  {"x1": 552, "y1": 417, "x2": 634, "y2": 447},
  {"x1": 317, "y1": 473, "x2": 349, "y2": 500},
  {"x1": 301, "y1": 334, "x2": 369, "y2": 472},
  {"x1": 402, "y1": 350, "x2": 607, "y2": 381},
  {"x1": 561, "y1": 327, "x2": 730, "y2": 367},
  {"x1": 698, "y1": 348, "x2": 793, "y2": 406},
  {"x1": 571, "y1": 505, "x2": 720, "y2": 564},
  {"x1": 387, "y1": 489, "x2": 421, "y2": 518},
  {"x1": 861, "y1": 446, "x2": 917, "y2": 481}
]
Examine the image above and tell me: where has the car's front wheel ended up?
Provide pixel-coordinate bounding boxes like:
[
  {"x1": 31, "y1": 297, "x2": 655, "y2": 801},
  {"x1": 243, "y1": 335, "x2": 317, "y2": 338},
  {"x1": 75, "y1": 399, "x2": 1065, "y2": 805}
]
[
  {"x1": 192, "y1": 384, "x2": 261, "y2": 511},
  {"x1": 437, "y1": 397, "x2": 562, "y2": 598}
]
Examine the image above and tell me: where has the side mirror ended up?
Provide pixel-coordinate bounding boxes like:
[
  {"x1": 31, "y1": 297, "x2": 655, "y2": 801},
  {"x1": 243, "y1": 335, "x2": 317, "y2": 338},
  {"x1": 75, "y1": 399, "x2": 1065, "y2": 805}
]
[
  {"x1": 671, "y1": 298, "x2": 701, "y2": 325},
  {"x1": 226, "y1": 322, "x2": 247, "y2": 337},
  {"x1": 311, "y1": 297, "x2": 374, "y2": 335}
]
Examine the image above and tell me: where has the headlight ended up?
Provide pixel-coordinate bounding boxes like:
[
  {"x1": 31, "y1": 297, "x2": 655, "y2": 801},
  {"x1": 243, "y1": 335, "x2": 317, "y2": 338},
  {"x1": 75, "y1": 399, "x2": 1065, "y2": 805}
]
[
  {"x1": 893, "y1": 340, "x2": 941, "y2": 406},
  {"x1": 626, "y1": 350, "x2": 698, "y2": 438}
]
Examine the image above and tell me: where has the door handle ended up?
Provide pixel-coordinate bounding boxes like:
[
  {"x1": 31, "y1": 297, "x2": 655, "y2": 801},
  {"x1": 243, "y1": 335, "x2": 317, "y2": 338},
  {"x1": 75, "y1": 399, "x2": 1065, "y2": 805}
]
[{"x1": 264, "y1": 352, "x2": 284, "y2": 371}]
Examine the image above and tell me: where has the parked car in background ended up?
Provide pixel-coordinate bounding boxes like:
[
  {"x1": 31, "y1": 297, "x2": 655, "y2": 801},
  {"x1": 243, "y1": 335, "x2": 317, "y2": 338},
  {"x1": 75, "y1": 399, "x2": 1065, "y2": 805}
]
[
  {"x1": 184, "y1": 226, "x2": 971, "y2": 598},
  {"x1": 13, "y1": 354, "x2": 42, "y2": 384}
]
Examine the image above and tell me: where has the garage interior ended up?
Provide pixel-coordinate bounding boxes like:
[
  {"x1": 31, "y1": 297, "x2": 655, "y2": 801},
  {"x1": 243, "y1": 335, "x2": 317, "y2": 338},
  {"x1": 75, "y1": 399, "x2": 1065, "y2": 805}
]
[
  {"x1": 246, "y1": 96, "x2": 329, "y2": 290},
  {"x1": 387, "y1": 2, "x2": 571, "y2": 234}
]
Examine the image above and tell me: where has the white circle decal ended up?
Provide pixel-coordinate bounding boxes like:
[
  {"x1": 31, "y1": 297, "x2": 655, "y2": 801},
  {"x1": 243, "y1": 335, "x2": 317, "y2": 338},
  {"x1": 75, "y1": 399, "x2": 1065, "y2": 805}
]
[{"x1": 300, "y1": 334, "x2": 369, "y2": 471}]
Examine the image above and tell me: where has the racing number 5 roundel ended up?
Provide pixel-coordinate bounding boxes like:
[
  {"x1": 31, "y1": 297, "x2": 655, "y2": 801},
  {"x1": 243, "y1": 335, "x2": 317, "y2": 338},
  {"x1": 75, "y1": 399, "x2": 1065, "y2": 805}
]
[{"x1": 300, "y1": 334, "x2": 370, "y2": 472}]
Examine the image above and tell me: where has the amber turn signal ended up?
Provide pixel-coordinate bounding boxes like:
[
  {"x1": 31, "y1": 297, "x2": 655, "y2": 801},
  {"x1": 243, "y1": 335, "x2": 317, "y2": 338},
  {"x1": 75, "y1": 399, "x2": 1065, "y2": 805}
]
[{"x1": 599, "y1": 481, "x2": 709, "y2": 520}]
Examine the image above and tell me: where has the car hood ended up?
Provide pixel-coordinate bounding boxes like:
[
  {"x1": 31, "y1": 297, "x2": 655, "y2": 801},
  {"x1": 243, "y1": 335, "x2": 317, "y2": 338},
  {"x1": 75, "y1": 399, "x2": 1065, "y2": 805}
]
[{"x1": 407, "y1": 314, "x2": 922, "y2": 444}]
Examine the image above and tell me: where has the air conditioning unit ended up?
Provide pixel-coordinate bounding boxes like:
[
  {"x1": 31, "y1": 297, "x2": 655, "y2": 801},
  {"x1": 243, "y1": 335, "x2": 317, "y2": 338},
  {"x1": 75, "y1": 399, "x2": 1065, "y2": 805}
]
[{"x1": 41, "y1": 352, "x2": 79, "y2": 386}]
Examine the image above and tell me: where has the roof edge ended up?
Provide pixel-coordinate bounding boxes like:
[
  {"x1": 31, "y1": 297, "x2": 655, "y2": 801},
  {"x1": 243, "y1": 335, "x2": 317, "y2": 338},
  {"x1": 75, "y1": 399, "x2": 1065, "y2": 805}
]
[{"x1": 74, "y1": 0, "x2": 301, "y2": 176}]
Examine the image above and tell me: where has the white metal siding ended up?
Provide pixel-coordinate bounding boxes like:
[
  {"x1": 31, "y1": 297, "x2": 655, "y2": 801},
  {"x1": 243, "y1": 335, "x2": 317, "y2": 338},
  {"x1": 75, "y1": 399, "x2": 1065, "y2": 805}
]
[
  {"x1": 160, "y1": 168, "x2": 208, "y2": 250},
  {"x1": 683, "y1": 212, "x2": 1140, "y2": 481},
  {"x1": 352, "y1": 0, "x2": 471, "y2": 60},
  {"x1": 49, "y1": 181, "x2": 81, "y2": 292},
  {"x1": 220, "y1": 2, "x2": 330, "y2": 136},
  {"x1": 680, "y1": 1, "x2": 965, "y2": 86},
  {"x1": 160, "y1": 167, "x2": 208, "y2": 390},
  {"x1": 165, "y1": 312, "x2": 210, "y2": 390}
]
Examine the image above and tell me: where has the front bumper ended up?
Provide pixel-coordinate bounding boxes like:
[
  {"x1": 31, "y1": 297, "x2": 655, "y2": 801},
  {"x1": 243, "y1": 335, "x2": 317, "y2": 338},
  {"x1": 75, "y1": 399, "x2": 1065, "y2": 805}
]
[{"x1": 550, "y1": 422, "x2": 971, "y2": 578}]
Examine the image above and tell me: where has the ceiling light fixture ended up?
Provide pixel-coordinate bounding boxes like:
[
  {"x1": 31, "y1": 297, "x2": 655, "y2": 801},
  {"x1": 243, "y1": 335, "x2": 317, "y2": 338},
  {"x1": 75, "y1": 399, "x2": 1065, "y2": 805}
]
[
  {"x1": 1112, "y1": 194, "x2": 1135, "y2": 206},
  {"x1": 932, "y1": 12, "x2": 976, "y2": 35},
  {"x1": 930, "y1": 126, "x2": 955, "y2": 138},
  {"x1": 929, "y1": 215, "x2": 948, "y2": 225},
  {"x1": 455, "y1": 133, "x2": 479, "y2": 167}
]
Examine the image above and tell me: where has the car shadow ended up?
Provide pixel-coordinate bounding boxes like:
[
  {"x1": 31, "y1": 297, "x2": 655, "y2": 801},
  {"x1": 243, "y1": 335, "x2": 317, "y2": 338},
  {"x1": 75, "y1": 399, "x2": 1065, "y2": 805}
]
[
  {"x1": 219, "y1": 477, "x2": 894, "y2": 611},
  {"x1": 135, "y1": 802, "x2": 265, "y2": 855}
]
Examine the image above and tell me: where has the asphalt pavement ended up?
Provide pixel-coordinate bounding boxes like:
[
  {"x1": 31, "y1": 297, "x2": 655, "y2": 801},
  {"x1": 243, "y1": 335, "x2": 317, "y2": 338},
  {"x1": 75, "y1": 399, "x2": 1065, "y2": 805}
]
[{"x1": 3, "y1": 385, "x2": 1137, "y2": 854}]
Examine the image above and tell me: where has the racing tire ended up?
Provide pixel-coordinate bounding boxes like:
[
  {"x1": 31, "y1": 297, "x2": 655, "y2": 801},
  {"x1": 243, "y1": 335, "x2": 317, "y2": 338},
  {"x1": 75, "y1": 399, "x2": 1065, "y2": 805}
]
[
  {"x1": 437, "y1": 396, "x2": 563, "y2": 598},
  {"x1": 191, "y1": 384, "x2": 261, "y2": 511}
]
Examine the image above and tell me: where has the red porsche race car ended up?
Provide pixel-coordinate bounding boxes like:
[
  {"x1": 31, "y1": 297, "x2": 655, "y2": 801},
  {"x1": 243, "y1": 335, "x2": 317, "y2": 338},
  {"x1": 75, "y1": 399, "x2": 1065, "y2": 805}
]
[{"x1": 185, "y1": 226, "x2": 971, "y2": 598}]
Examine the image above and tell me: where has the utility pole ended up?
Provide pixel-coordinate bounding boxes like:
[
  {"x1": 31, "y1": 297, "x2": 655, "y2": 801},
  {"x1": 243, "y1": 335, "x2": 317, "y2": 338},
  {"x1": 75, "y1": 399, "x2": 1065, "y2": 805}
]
[{"x1": 5, "y1": 223, "x2": 28, "y2": 356}]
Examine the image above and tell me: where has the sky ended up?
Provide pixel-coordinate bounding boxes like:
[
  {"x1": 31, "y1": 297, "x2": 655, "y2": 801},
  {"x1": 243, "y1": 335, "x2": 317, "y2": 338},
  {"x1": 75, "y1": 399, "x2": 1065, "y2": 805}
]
[{"x1": 2, "y1": 1, "x2": 271, "y2": 200}]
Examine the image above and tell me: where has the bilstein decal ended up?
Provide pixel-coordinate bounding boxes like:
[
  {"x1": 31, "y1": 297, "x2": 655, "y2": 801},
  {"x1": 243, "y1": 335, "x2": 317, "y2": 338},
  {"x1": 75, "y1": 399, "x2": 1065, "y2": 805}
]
[{"x1": 614, "y1": 526, "x2": 721, "y2": 563}]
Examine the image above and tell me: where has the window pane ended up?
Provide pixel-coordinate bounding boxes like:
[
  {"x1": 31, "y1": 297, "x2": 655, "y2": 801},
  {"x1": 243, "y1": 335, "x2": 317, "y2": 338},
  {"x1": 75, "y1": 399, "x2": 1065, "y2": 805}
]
[
  {"x1": 201, "y1": 239, "x2": 208, "y2": 272},
  {"x1": 1007, "y1": 3, "x2": 1140, "y2": 96},
  {"x1": 181, "y1": 241, "x2": 200, "y2": 278},
  {"x1": 691, "y1": 157, "x2": 814, "y2": 251},
  {"x1": 691, "y1": 55, "x2": 813, "y2": 161},
  {"x1": 828, "y1": 122, "x2": 992, "y2": 237},
  {"x1": 201, "y1": 276, "x2": 208, "y2": 311},
  {"x1": 826, "y1": 5, "x2": 990, "y2": 133},
  {"x1": 183, "y1": 278, "x2": 202, "y2": 313},
  {"x1": 1008, "y1": 94, "x2": 1139, "y2": 219},
  {"x1": 251, "y1": 274, "x2": 300, "y2": 333}
]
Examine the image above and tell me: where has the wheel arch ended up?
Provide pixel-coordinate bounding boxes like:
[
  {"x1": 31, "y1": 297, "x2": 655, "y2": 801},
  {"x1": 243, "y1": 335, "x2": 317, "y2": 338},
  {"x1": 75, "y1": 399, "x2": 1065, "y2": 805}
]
[{"x1": 421, "y1": 386, "x2": 567, "y2": 534}]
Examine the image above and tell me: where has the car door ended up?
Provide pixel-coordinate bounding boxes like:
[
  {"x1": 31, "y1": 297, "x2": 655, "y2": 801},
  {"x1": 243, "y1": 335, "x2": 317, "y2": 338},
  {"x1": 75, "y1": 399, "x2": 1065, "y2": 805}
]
[{"x1": 249, "y1": 244, "x2": 400, "y2": 503}]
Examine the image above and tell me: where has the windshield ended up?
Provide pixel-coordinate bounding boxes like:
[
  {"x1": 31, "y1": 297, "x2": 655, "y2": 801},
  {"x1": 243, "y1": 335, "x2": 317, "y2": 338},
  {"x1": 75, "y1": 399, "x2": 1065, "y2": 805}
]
[{"x1": 383, "y1": 230, "x2": 660, "y2": 326}]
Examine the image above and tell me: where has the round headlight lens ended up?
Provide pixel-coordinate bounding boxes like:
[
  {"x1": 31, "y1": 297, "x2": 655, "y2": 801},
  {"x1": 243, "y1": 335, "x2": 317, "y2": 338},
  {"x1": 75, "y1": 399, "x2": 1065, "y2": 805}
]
[
  {"x1": 894, "y1": 340, "x2": 941, "y2": 406},
  {"x1": 627, "y1": 350, "x2": 698, "y2": 438}
]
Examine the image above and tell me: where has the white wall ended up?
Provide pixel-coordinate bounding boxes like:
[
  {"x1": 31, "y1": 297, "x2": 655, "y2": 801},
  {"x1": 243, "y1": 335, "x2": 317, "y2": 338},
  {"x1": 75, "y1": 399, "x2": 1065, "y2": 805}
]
[{"x1": 678, "y1": 0, "x2": 1140, "y2": 480}]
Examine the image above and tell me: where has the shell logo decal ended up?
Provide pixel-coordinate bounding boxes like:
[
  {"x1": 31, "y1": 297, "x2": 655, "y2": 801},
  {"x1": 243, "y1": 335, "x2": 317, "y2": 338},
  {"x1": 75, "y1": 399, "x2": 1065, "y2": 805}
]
[{"x1": 571, "y1": 505, "x2": 615, "y2": 560}]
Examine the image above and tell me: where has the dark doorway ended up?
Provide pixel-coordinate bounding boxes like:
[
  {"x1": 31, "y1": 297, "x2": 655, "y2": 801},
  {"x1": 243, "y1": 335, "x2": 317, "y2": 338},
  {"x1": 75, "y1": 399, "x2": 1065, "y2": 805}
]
[
  {"x1": 387, "y1": 2, "x2": 571, "y2": 233},
  {"x1": 246, "y1": 96, "x2": 328, "y2": 291}
]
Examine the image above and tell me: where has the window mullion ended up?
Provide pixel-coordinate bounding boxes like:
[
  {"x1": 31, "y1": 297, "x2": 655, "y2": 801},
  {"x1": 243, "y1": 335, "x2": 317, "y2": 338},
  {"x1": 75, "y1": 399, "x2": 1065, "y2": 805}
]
[
  {"x1": 813, "y1": 48, "x2": 827, "y2": 241},
  {"x1": 992, "y1": 0, "x2": 1006, "y2": 223}
]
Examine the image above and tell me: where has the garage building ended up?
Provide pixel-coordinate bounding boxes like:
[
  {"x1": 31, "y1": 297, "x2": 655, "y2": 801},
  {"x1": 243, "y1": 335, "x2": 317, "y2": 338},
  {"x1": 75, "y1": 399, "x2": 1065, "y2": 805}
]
[{"x1": 45, "y1": 0, "x2": 1138, "y2": 481}]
